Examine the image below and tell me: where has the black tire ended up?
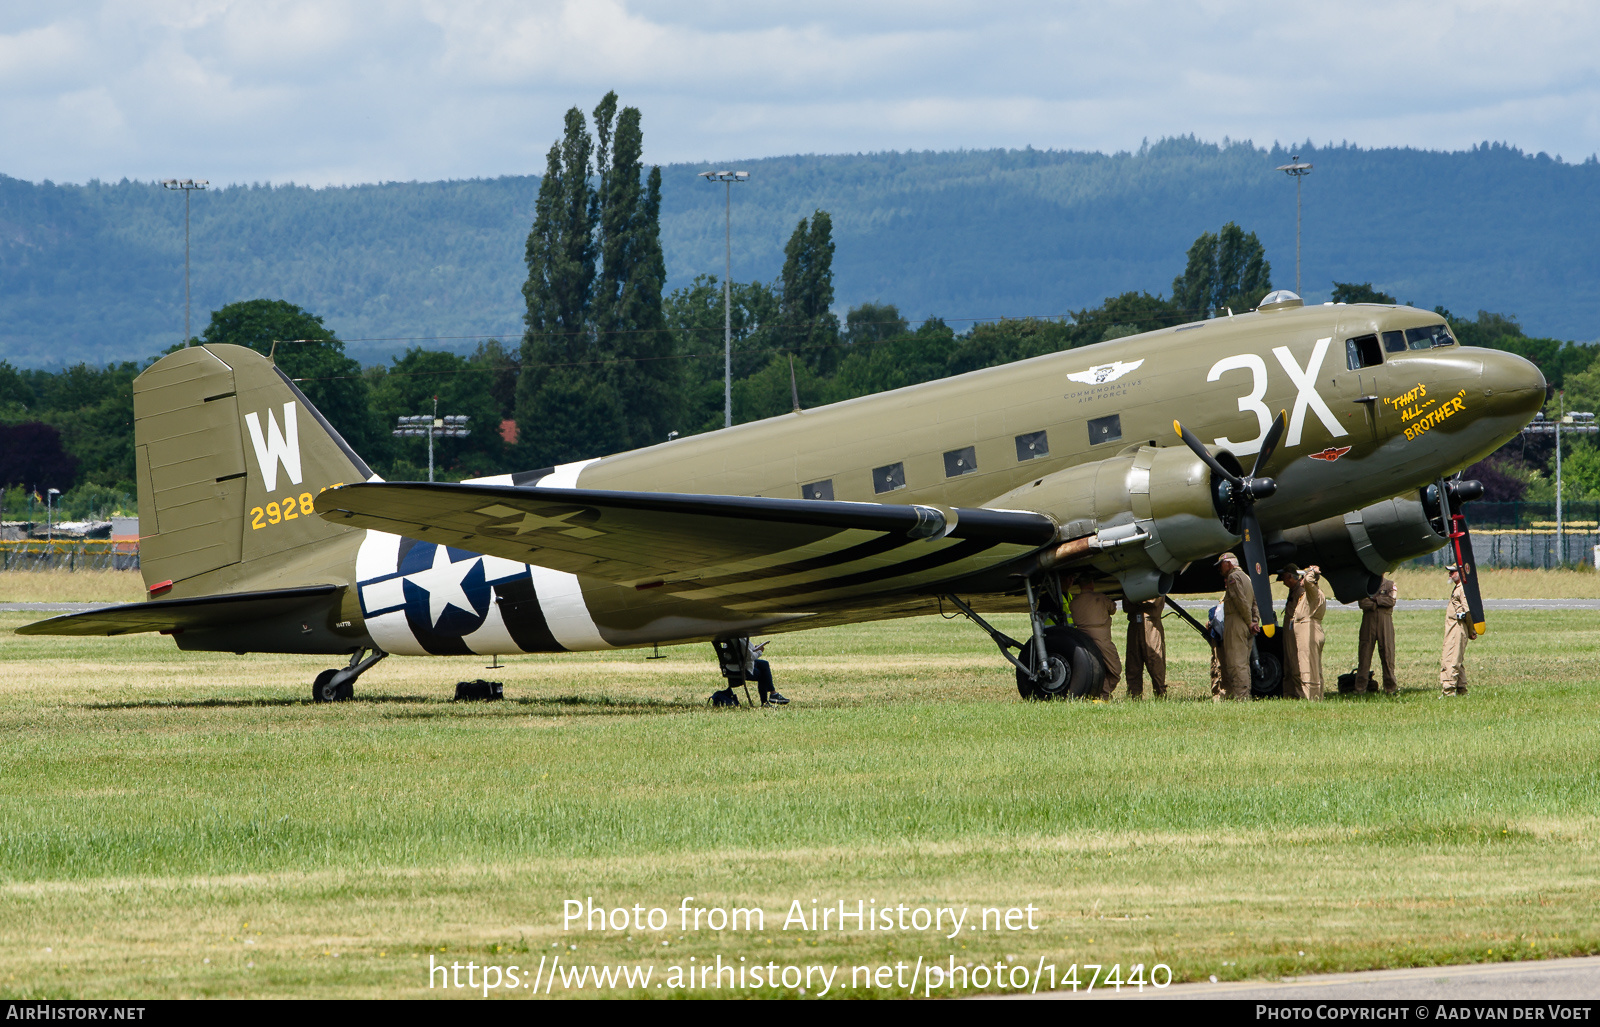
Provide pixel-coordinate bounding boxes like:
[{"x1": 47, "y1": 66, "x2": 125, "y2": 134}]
[
  {"x1": 1250, "y1": 649, "x2": 1283, "y2": 698},
  {"x1": 312, "y1": 669, "x2": 339, "y2": 703},
  {"x1": 333, "y1": 678, "x2": 355, "y2": 701},
  {"x1": 1015, "y1": 625, "x2": 1105, "y2": 700}
]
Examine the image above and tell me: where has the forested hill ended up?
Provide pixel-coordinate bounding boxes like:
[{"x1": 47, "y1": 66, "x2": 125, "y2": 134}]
[{"x1": 3, "y1": 137, "x2": 1597, "y2": 368}]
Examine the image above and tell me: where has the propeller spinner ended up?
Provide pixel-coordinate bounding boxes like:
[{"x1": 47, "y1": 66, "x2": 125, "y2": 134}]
[{"x1": 1173, "y1": 412, "x2": 1288, "y2": 638}]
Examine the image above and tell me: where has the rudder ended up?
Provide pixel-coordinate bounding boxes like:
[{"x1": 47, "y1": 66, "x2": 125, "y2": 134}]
[{"x1": 134, "y1": 344, "x2": 371, "y2": 597}]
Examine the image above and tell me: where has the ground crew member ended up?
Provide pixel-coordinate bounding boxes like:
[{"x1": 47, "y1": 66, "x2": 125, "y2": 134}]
[
  {"x1": 1068, "y1": 575, "x2": 1122, "y2": 698},
  {"x1": 1357, "y1": 576, "x2": 1400, "y2": 693},
  {"x1": 1439, "y1": 565, "x2": 1473, "y2": 697},
  {"x1": 1277, "y1": 564, "x2": 1305, "y2": 699},
  {"x1": 1217, "y1": 552, "x2": 1259, "y2": 702},
  {"x1": 1123, "y1": 596, "x2": 1167, "y2": 698},
  {"x1": 1206, "y1": 603, "x2": 1225, "y2": 699},
  {"x1": 1293, "y1": 564, "x2": 1327, "y2": 700}
]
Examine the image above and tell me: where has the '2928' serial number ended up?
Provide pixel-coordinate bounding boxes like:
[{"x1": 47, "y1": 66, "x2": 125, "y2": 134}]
[{"x1": 250, "y1": 483, "x2": 345, "y2": 530}]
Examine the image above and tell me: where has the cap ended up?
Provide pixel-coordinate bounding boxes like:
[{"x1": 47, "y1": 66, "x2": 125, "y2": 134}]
[
  {"x1": 1216, "y1": 552, "x2": 1238, "y2": 565},
  {"x1": 1277, "y1": 562, "x2": 1300, "y2": 578}
]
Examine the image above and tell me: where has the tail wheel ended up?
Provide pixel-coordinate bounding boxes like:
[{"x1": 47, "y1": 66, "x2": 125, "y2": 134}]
[
  {"x1": 1016, "y1": 626, "x2": 1105, "y2": 700},
  {"x1": 312, "y1": 669, "x2": 342, "y2": 703}
]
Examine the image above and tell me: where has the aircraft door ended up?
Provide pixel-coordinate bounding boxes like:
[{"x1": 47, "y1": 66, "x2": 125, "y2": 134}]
[{"x1": 1336, "y1": 331, "x2": 1385, "y2": 441}]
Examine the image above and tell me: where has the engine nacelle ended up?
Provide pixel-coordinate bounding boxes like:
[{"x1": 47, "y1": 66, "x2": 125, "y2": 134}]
[
  {"x1": 987, "y1": 445, "x2": 1237, "y2": 600},
  {"x1": 1280, "y1": 494, "x2": 1447, "y2": 603}
]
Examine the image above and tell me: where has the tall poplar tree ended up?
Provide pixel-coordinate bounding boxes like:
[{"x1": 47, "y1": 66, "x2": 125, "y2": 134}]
[
  {"x1": 515, "y1": 94, "x2": 677, "y2": 464},
  {"x1": 1170, "y1": 221, "x2": 1271, "y2": 319},
  {"x1": 779, "y1": 210, "x2": 840, "y2": 375},
  {"x1": 592, "y1": 94, "x2": 679, "y2": 448}
]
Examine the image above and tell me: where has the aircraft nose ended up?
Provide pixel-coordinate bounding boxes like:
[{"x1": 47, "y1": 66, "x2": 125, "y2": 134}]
[{"x1": 1478, "y1": 347, "x2": 1547, "y2": 420}]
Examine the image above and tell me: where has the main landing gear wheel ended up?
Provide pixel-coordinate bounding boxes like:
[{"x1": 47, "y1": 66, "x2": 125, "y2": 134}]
[
  {"x1": 1250, "y1": 646, "x2": 1284, "y2": 698},
  {"x1": 1016, "y1": 625, "x2": 1105, "y2": 700}
]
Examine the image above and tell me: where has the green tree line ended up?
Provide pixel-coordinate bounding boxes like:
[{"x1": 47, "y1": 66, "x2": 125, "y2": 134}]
[{"x1": 4, "y1": 99, "x2": 1598, "y2": 519}]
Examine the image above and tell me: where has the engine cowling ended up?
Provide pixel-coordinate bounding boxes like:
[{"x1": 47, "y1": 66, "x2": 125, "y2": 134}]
[
  {"x1": 986, "y1": 445, "x2": 1238, "y2": 600},
  {"x1": 1279, "y1": 494, "x2": 1447, "y2": 603}
]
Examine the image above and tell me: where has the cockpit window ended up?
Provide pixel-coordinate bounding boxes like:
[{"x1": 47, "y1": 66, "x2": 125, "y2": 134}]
[
  {"x1": 1405, "y1": 324, "x2": 1454, "y2": 349},
  {"x1": 1346, "y1": 334, "x2": 1383, "y2": 369},
  {"x1": 1382, "y1": 330, "x2": 1406, "y2": 353}
]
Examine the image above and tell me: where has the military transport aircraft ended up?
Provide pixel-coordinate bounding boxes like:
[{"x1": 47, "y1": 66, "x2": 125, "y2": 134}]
[{"x1": 21, "y1": 290, "x2": 1545, "y2": 702}]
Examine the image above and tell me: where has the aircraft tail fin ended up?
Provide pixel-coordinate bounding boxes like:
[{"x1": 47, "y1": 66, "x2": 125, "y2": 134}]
[{"x1": 133, "y1": 343, "x2": 372, "y2": 598}]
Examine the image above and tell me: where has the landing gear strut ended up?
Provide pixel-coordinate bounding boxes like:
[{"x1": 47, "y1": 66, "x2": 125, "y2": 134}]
[
  {"x1": 944, "y1": 577, "x2": 1105, "y2": 700},
  {"x1": 312, "y1": 646, "x2": 388, "y2": 703}
]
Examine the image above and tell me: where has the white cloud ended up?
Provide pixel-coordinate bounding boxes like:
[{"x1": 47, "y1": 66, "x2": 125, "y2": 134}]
[{"x1": 0, "y1": 0, "x2": 1596, "y2": 185}]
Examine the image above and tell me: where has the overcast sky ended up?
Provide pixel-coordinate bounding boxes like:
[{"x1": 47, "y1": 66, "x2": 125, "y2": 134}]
[{"x1": 3, "y1": 1, "x2": 1597, "y2": 186}]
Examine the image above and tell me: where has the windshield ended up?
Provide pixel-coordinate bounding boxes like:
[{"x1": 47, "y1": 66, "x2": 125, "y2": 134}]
[{"x1": 1404, "y1": 324, "x2": 1455, "y2": 349}]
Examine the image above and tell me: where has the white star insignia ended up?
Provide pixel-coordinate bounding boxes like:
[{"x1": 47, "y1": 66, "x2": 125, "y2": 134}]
[{"x1": 413, "y1": 546, "x2": 480, "y2": 627}]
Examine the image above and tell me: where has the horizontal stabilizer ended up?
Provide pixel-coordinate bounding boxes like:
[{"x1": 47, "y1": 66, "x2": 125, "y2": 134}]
[
  {"x1": 316, "y1": 483, "x2": 1055, "y2": 588},
  {"x1": 17, "y1": 585, "x2": 342, "y2": 637}
]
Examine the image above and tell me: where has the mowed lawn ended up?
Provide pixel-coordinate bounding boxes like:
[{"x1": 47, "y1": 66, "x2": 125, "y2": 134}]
[{"x1": 2, "y1": 572, "x2": 1599, "y2": 998}]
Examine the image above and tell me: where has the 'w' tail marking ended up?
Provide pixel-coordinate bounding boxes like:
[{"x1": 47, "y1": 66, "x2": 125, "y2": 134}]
[{"x1": 245, "y1": 403, "x2": 303, "y2": 493}]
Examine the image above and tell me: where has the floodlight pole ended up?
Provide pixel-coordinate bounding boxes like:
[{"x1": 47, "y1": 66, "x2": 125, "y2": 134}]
[
  {"x1": 698, "y1": 170, "x2": 749, "y2": 428},
  {"x1": 393, "y1": 397, "x2": 471, "y2": 484},
  {"x1": 1521, "y1": 400, "x2": 1597, "y2": 564},
  {"x1": 161, "y1": 179, "x2": 209, "y2": 345},
  {"x1": 1275, "y1": 156, "x2": 1313, "y2": 296}
]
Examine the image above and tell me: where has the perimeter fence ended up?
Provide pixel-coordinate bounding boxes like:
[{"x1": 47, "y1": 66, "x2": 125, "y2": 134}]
[
  {"x1": 1407, "y1": 531, "x2": 1600, "y2": 570},
  {"x1": 0, "y1": 540, "x2": 140, "y2": 571}
]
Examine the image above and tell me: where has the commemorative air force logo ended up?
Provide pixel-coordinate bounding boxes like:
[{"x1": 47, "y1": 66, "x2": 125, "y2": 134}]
[{"x1": 1067, "y1": 359, "x2": 1144, "y2": 385}]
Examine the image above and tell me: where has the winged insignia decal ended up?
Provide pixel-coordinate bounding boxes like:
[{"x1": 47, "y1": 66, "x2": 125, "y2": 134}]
[{"x1": 1066, "y1": 359, "x2": 1144, "y2": 385}]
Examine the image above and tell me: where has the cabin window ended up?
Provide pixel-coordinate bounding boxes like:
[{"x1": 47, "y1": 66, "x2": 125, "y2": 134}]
[
  {"x1": 1345, "y1": 334, "x2": 1383, "y2": 369},
  {"x1": 1406, "y1": 324, "x2": 1454, "y2": 349},
  {"x1": 872, "y1": 463, "x2": 906, "y2": 494},
  {"x1": 943, "y1": 446, "x2": 978, "y2": 477},
  {"x1": 1383, "y1": 330, "x2": 1406, "y2": 353},
  {"x1": 1087, "y1": 414, "x2": 1122, "y2": 445},
  {"x1": 1015, "y1": 431, "x2": 1049, "y2": 461},
  {"x1": 801, "y1": 479, "x2": 834, "y2": 501}
]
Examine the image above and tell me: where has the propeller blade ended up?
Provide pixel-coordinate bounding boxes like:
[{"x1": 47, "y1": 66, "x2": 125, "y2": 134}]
[
  {"x1": 1173, "y1": 419, "x2": 1241, "y2": 486},
  {"x1": 1249, "y1": 409, "x2": 1289, "y2": 480},
  {"x1": 1240, "y1": 509, "x2": 1277, "y2": 638},
  {"x1": 1448, "y1": 482, "x2": 1487, "y2": 637}
]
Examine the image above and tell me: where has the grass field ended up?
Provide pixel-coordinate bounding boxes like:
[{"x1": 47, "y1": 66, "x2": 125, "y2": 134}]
[{"x1": 2, "y1": 571, "x2": 1599, "y2": 999}]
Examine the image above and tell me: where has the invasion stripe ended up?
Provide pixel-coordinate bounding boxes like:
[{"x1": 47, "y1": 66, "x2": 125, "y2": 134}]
[
  {"x1": 727, "y1": 537, "x2": 1003, "y2": 605},
  {"x1": 669, "y1": 532, "x2": 914, "y2": 592}
]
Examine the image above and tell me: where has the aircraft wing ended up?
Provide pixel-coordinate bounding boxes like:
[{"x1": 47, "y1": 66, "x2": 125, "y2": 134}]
[
  {"x1": 316, "y1": 483, "x2": 1056, "y2": 600},
  {"x1": 15, "y1": 585, "x2": 342, "y2": 636}
]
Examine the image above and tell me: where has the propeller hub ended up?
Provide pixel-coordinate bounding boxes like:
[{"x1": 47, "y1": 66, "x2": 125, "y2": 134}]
[{"x1": 1247, "y1": 478, "x2": 1277, "y2": 500}]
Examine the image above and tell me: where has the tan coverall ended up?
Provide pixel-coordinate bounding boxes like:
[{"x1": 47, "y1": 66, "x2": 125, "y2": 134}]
[
  {"x1": 1123, "y1": 596, "x2": 1167, "y2": 698},
  {"x1": 1358, "y1": 577, "x2": 1399, "y2": 693},
  {"x1": 1439, "y1": 581, "x2": 1472, "y2": 696},
  {"x1": 1291, "y1": 568, "x2": 1327, "y2": 699},
  {"x1": 1069, "y1": 587, "x2": 1122, "y2": 698},
  {"x1": 1280, "y1": 581, "x2": 1303, "y2": 698},
  {"x1": 1221, "y1": 567, "x2": 1258, "y2": 701}
]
